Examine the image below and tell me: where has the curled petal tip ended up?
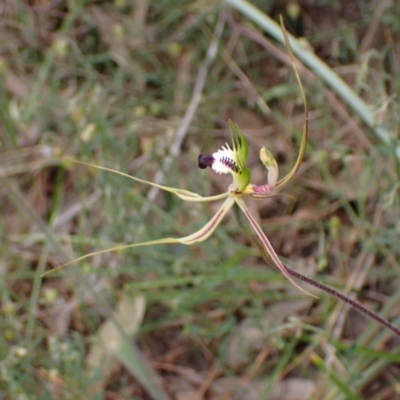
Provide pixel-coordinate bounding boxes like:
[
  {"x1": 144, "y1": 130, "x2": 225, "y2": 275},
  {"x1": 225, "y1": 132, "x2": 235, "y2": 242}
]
[{"x1": 198, "y1": 154, "x2": 214, "y2": 169}]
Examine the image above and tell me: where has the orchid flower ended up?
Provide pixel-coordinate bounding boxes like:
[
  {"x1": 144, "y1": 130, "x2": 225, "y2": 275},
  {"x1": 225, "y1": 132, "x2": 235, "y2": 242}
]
[
  {"x1": 45, "y1": 19, "x2": 312, "y2": 297},
  {"x1": 42, "y1": 19, "x2": 400, "y2": 339},
  {"x1": 49, "y1": 118, "x2": 309, "y2": 295}
]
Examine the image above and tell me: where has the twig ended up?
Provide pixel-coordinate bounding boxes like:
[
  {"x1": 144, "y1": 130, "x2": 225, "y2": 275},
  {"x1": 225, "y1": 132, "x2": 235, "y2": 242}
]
[{"x1": 359, "y1": 0, "x2": 392, "y2": 53}]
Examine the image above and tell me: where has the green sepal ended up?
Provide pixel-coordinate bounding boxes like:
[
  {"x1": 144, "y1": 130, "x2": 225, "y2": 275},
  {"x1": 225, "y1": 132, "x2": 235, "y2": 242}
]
[{"x1": 228, "y1": 120, "x2": 251, "y2": 191}]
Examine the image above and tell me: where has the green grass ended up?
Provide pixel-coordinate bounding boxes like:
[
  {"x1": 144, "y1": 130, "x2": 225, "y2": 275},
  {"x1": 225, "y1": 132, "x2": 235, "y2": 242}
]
[{"x1": 1, "y1": 1, "x2": 400, "y2": 399}]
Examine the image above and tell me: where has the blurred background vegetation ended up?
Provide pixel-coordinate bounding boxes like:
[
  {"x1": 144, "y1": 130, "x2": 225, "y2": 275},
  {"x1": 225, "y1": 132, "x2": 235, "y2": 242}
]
[{"x1": 1, "y1": 0, "x2": 400, "y2": 399}]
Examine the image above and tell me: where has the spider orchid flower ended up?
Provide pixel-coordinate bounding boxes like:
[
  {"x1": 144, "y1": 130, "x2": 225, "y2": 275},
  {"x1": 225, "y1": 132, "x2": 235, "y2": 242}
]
[
  {"x1": 46, "y1": 119, "x2": 311, "y2": 297},
  {"x1": 45, "y1": 18, "x2": 313, "y2": 297},
  {"x1": 42, "y1": 18, "x2": 400, "y2": 338}
]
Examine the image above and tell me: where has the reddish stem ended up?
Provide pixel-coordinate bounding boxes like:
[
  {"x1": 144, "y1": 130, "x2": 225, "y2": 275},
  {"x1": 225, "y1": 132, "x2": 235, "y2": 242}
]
[{"x1": 285, "y1": 264, "x2": 400, "y2": 337}]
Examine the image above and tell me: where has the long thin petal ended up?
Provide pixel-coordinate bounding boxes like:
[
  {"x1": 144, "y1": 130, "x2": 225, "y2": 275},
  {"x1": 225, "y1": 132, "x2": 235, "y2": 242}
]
[
  {"x1": 178, "y1": 196, "x2": 235, "y2": 243},
  {"x1": 64, "y1": 159, "x2": 229, "y2": 202},
  {"x1": 42, "y1": 197, "x2": 235, "y2": 276},
  {"x1": 235, "y1": 198, "x2": 316, "y2": 298},
  {"x1": 276, "y1": 17, "x2": 308, "y2": 189}
]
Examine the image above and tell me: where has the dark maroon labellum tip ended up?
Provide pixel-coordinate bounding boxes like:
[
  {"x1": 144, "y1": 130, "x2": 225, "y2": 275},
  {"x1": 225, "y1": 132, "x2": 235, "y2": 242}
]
[{"x1": 198, "y1": 154, "x2": 214, "y2": 169}]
